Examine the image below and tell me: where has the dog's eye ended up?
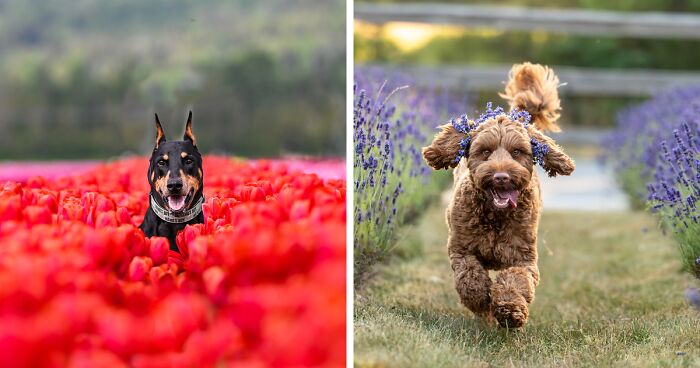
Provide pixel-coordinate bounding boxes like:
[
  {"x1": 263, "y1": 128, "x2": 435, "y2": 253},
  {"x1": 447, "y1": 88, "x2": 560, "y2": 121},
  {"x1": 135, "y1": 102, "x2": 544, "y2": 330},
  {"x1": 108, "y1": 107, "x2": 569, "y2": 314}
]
[
  {"x1": 157, "y1": 160, "x2": 167, "y2": 166},
  {"x1": 184, "y1": 158, "x2": 194, "y2": 165},
  {"x1": 482, "y1": 150, "x2": 491, "y2": 157},
  {"x1": 513, "y1": 149, "x2": 521, "y2": 156}
]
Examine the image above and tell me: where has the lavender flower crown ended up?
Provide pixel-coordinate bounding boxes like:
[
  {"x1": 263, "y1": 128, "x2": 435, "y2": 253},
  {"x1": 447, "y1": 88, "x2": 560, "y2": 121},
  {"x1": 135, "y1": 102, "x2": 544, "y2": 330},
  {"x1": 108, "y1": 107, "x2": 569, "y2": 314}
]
[{"x1": 450, "y1": 102, "x2": 549, "y2": 167}]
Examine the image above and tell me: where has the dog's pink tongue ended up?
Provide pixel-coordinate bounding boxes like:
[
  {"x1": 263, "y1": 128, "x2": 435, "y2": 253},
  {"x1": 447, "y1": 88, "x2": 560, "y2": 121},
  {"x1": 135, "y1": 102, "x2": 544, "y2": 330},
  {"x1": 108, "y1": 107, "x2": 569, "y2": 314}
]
[
  {"x1": 168, "y1": 196, "x2": 185, "y2": 211},
  {"x1": 498, "y1": 190, "x2": 519, "y2": 208}
]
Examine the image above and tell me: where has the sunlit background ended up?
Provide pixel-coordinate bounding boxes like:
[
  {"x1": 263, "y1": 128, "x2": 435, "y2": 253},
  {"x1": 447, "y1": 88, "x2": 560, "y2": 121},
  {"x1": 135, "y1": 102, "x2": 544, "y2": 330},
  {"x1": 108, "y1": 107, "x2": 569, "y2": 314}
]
[
  {"x1": 355, "y1": 0, "x2": 700, "y2": 211},
  {"x1": 356, "y1": 1, "x2": 700, "y2": 128}
]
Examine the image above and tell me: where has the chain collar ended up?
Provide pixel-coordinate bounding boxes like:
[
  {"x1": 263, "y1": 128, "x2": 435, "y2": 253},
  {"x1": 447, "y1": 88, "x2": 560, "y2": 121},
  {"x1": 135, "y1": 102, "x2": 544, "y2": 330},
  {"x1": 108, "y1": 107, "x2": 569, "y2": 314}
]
[{"x1": 150, "y1": 194, "x2": 204, "y2": 224}]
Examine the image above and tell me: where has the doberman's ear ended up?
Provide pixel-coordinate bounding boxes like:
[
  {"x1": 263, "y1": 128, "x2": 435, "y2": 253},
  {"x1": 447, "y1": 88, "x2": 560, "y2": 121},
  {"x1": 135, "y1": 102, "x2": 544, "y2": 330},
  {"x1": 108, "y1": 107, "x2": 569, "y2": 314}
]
[
  {"x1": 154, "y1": 113, "x2": 166, "y2": 149},
  {"x1": 183, "y1": 111, "x2": 196, "y2": 146},
  {"x1": 527, "y1": 126, "x2": 575, "y2": 177}
]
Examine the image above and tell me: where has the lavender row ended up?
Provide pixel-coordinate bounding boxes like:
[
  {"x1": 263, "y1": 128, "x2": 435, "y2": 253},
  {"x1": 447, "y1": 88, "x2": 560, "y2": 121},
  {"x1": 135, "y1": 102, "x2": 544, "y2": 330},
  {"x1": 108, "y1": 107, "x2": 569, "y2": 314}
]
[
  {"x1": 604, "y1": 85, "x2": 700, "y2": 274},
  {"x1": 353, "y1": 67, "x2": 467, "y2": 278}
]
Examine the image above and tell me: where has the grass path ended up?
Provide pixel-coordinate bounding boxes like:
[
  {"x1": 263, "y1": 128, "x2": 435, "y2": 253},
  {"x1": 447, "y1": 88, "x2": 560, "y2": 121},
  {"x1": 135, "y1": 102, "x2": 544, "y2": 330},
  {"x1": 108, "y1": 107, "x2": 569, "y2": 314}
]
[{"x1": 355, "y1": 205, "x2": 700, "y2": 367}]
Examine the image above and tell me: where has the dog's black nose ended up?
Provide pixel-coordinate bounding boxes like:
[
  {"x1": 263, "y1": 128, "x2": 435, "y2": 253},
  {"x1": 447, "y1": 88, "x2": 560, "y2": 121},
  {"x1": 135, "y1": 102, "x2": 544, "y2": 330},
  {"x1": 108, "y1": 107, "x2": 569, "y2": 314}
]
[
  {"x1": 493, "y1": 172, "x2": 510, "y2": 184},
  {"x1": 167, "y1": 179, "x2": 183, "y2": 192}
]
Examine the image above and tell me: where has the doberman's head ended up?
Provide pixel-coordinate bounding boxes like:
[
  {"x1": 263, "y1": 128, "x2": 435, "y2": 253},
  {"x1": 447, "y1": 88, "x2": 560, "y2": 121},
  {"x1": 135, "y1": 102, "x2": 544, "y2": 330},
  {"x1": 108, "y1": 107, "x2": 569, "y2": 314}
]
[{"x1": 148, "y1": 111, "x2": 204, "y2": 213}]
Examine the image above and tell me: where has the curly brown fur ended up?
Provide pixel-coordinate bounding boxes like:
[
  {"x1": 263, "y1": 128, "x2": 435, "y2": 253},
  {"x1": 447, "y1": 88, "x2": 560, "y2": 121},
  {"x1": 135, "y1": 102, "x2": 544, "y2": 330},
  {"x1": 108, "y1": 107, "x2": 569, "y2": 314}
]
[
  {"x1": 500, "y1": 62, "x2": 562, "y2": 133},
  {"x1": 422, "y1": 124, "x2": 463, "y2": 170},
  {"x1": 528, "y1": 126, "x2": 575, "y2": 177},
  {"x1": 424, "y1": 113, "x2": 574, "y2": 329}
]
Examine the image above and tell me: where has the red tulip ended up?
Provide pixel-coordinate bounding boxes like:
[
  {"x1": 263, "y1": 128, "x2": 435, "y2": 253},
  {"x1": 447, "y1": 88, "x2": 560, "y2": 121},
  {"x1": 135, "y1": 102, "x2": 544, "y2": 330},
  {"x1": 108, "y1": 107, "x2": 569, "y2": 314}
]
[
  {"x1": 128, "y1": 256, "x2": 153, "y2": 281},
  {"x1": 149, "y1": 237, "x2": 169, "y2": 266},
  {"x1": 0, "y1": 156, "x2": 345, "y2": 366}
]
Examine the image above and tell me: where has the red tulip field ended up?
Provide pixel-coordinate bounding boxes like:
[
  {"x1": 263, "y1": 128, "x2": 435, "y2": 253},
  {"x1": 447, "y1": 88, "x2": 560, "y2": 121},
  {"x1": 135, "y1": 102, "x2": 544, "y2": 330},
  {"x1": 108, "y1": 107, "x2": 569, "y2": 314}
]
[{"x1": 0, "y1": 156, "x2": 346, "y2": 367}]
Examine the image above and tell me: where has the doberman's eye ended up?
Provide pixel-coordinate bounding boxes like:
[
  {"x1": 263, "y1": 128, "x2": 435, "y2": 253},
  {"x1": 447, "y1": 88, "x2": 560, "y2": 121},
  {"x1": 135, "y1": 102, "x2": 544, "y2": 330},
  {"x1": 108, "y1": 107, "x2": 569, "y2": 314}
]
[
  {"x1": 513, "y1": 149, "x2": 521, "y2": 157},
  {"x1": 184, "y1": 158, "x2": 194, "y2": 165},
  {"x1": 157, "y1": 160, "x2": 167, "y2": 167}
]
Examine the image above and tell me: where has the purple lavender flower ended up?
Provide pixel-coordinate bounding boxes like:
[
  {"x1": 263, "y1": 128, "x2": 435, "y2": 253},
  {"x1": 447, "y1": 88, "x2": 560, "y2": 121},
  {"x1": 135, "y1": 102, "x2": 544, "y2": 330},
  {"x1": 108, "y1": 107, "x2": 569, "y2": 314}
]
[
  {"x1": 604, "y1": 85, "x2": 700, "y2": 275},
  {"x1": 354, "y1": 67, "x2": 470, "y2": 274},
  {"x1": 685, "y1": 287, "x2": 700, "y2": 310},
  {"x1": 448, "y1": 103, "x2": 548, "y2": 167}
]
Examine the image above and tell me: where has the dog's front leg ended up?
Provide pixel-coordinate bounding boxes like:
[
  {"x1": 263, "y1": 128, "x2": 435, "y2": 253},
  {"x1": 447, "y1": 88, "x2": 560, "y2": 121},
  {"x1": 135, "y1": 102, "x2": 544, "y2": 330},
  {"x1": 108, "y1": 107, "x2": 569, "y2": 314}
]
[
  {"x1": 490, "y1": 263, "x2": 539, "y2": 328},
  {"x1": 449, "y1": 248, "x2": 492, "y2": 318}
]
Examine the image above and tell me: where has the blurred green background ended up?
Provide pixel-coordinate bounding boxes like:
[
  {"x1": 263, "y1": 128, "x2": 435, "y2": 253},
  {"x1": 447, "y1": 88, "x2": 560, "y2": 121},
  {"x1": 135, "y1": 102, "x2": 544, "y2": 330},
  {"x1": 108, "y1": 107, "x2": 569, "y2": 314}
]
[
  {"x1": 355, "y1": 0, "x2": 700, "y2": 128},
  {"x1": 0, "y1": 0, "x2": 345, "y2": 159}
]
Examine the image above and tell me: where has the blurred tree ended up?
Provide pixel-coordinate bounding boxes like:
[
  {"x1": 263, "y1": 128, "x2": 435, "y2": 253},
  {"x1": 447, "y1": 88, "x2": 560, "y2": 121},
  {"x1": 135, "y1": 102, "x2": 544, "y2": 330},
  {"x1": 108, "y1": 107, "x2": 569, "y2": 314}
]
[{"x1": 0, "y1": 0, "x2": 345, "y2": 159}]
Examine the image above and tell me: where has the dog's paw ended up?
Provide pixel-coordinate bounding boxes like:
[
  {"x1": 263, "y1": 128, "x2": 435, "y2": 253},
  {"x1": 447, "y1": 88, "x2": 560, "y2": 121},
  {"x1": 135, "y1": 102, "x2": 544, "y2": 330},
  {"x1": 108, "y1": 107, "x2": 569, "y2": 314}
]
[
  {"x1": 476, "y1": 311, "x2": 498, "y2": 328},
  {"x1": 492, "y1": 300, "x2": 529, "y2": 329}
]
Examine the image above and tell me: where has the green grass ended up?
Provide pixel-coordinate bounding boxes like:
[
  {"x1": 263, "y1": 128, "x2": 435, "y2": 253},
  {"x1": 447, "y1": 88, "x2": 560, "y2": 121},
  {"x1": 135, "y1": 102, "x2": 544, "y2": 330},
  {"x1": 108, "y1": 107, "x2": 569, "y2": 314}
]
[{"x1": 354, "y1": 205, "x2": 700, "y2": 367}]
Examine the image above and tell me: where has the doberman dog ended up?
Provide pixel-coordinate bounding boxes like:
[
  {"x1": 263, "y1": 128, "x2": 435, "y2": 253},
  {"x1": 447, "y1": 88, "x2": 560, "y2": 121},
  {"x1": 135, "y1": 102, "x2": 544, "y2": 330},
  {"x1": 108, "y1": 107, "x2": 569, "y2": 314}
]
[{"x1": 139, "y1": 111, "x2": 204, "y2": 251}]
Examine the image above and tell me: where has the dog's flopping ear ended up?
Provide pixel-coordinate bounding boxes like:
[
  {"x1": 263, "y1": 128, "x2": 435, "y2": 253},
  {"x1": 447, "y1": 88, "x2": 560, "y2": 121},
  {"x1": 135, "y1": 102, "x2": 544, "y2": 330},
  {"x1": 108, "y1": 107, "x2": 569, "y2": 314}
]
[
  {"x1": 154, "y1": 113, "x2": 166, "y2": 149},
  {"x1": 422, "y1": 123, "x2": 466, "y2": 170},
  {"x1": 527, "y1": 126, "x2": 575, "y2": 177},
  {"x1": 183, "y1": 111, "x2": 197, "y2": 146}
]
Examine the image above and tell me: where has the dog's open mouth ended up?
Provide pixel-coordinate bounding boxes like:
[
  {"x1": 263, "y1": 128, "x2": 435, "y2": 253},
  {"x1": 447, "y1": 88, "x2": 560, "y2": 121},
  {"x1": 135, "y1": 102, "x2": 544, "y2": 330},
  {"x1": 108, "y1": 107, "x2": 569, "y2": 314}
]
[
  {"x1": 490, "y1": 188, "x2": 519, "y2": 209},
  {"x1": 166, "y1": 188, "x2": 194, "y2": 212}
]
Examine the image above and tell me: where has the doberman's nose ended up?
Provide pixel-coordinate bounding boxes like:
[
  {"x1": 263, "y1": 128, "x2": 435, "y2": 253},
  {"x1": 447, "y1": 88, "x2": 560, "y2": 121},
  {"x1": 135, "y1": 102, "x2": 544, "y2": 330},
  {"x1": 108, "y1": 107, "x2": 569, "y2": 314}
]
[
  {"x1": 167, "y1": 178, "x2": 183, "y2": 192},
  {"x1": 493, "y1": 172, "x2": 510, "y2": 185}
]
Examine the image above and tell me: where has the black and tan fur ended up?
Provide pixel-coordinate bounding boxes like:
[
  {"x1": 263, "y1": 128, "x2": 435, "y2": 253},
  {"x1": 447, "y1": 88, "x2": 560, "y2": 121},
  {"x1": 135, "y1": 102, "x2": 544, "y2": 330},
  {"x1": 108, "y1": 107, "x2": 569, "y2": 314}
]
[{"x1": 139, "y1": 111, "x2": 204, "y2": 251}]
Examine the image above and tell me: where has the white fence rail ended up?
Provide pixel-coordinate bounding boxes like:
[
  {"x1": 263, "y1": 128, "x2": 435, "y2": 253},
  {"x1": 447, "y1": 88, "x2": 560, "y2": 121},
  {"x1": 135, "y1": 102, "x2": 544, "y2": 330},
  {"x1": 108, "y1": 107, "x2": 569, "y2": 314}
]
[
  {"x1": 356, "y1": 3, "x2": 700, "y2": 39},
  {"x1": 362, "y1": 64, "x2": 700, "y2": 96}
]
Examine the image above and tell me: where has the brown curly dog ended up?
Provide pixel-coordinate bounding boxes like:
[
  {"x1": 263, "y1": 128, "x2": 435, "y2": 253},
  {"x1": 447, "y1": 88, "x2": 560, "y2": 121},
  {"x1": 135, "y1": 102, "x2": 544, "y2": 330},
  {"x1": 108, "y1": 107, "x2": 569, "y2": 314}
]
[{"x1": 422, "y1": 63, "x2": 575, "y2": 328}]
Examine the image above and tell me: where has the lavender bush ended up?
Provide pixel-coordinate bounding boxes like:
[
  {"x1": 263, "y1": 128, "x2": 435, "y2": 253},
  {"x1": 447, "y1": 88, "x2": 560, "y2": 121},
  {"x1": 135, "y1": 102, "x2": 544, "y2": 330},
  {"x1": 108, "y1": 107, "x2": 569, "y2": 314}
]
[
  {"x1": 604, "y1": 85, "x2": 700, "y2": 275},
  {"x1": 354, "y1": 68, "x2": 466, "y2": 280}
]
